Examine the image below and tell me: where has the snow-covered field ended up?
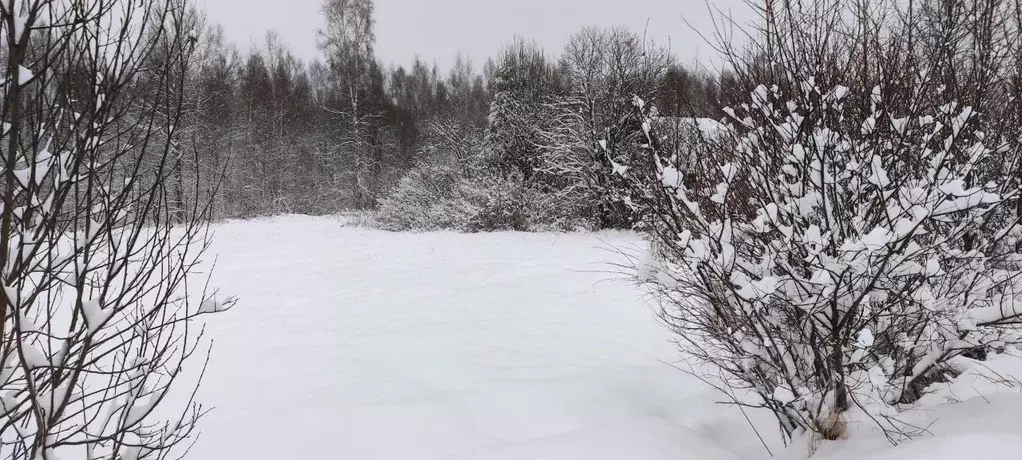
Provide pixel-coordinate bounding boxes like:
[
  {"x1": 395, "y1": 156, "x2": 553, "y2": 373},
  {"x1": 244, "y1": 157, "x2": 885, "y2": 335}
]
[{"x1": 182, "y1": 215, "x2": 1022, "y2": 460}]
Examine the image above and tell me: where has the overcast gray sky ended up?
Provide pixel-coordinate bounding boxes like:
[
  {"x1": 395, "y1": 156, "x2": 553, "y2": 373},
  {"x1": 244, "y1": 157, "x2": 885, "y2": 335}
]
[{"x1": 196, "y1": 0, "x2": 754, "y2": 72}]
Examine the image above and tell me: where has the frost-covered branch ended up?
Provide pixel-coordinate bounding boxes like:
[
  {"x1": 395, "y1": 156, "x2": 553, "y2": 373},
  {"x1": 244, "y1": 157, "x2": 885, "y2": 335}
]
[{"x1": 0, "y1": 1, "x2": 233, "y2": 459}]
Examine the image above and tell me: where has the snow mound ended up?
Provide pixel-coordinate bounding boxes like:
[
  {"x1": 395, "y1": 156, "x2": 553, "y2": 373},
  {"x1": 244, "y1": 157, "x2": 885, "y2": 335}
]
[{"x1": 783, "y1": 353, "x2": 1022, "y2": 460}]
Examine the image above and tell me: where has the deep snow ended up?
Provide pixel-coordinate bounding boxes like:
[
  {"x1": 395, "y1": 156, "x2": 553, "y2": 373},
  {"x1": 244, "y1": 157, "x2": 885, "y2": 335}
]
[{"x1": 181, "y1": 215, "x2": 1022, "y2": 460}]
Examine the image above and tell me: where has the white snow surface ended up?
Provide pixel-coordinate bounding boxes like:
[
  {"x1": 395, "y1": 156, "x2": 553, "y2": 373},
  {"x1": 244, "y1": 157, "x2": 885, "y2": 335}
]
[{"x1": 180, "y1": 215, "x2": 1022, "y2": 460}]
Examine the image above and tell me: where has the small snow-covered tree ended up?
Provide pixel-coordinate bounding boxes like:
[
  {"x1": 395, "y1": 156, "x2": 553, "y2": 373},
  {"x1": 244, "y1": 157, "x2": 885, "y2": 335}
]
[
  {"x1": 539, "y1": 27, "x2": 671, "y2": 229},
  {"x1": 0, "y1": 1, "x2": 233, "y2": 459},
  {"x1": 485, "y1": 39, "x2": 562, "y2": 181},
  {"x1": 627, "y1": 0, "x2": 1022, "y2": 447}
]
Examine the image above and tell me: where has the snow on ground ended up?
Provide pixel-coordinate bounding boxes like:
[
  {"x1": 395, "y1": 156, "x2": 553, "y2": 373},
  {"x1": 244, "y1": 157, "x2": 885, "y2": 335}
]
[
  {"x1": 797, "y1": 353, "x2": 1022, "y2": 460},
  {"x1": 184, "y1": 215, "x2": 763, "y2": 460},
  {"x1": 179, "y1": 215, "x2": 1022, "y2": 460}
]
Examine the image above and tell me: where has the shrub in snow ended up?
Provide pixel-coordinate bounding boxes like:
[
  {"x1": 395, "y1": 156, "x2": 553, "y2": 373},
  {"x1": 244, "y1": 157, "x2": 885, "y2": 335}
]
[
  {"x1": 461, "y1": 172, "x2": 563, "y2": 232},
  {"x1": 375, "y1": 121, "x2": 485, "y2": 232},
  {"x1": 461, "y1": 176, "x2": 530, "y2": 232},
  {"x1": 377, "y1": 117, "x2": 593, "y2": 233},
  {"x1": 377, "y1": 166, "x2": 582, "y2": 233},
  {"x1": 375, "y1": 168, "x2": 479, "y2": 232},
  {"x1": 622, "y1": 0, "x2": 1022, "y2": 447},
  {"x1": 629, "y1": 77, "x2": 1022, "y2": 443}
]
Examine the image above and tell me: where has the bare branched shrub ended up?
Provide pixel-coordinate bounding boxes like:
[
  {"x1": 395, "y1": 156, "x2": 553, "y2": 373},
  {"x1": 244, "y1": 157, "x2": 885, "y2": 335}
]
[
  {"x1": 625, "y1": 0, "x2": 1022, "y2": 447},
  {"x1": 0, "y1": 1, "x2": 233, "y2": 459}
]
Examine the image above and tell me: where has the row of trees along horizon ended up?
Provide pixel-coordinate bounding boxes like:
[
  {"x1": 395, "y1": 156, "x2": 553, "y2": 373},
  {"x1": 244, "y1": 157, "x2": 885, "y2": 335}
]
[{"x1": 180, "y1": 0, "x2": 726, "y2": 228}]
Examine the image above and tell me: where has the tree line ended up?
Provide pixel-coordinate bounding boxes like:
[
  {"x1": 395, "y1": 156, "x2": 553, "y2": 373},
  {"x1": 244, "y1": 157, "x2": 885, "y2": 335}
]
[{"x1": 171, "y1": 0, "x2": 722, "y2": 227}]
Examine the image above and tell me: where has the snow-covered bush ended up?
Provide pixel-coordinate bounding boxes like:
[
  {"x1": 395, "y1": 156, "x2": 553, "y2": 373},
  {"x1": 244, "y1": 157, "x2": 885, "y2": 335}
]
[
  {"x1": 375, "y1": 169, "x2": 478, "y2": 231},
  {"x1": 631, "y1": 75, "x2": 1022, "y2": 442},
  {"x1": 459, "y1": 172, "x2": 583, "y2": 232},
  {"x1": 460, "y1": 174, "x2": 530, "y2": 232},
  {"x1": 636, "y1": 86, "x2": 1022, "y2": 440},
  {"x1": 375, "y1": 120, "x2": 484, "y2": 231},
  {"x1": 376, "y1": 117, "x2": 593, "y2": 233},
  {"x1": 377, "y1": 166, "x2": 583, "y2": 233},
  {"x1": 623, "y1": 0, "x2": 1022, "y2": 446}
]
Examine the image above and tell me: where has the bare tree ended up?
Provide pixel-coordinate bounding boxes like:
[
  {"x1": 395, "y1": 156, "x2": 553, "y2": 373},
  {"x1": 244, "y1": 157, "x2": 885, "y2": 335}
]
[{"x1": 0, "y1": 1, "x2": 233, "y2": 459}]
